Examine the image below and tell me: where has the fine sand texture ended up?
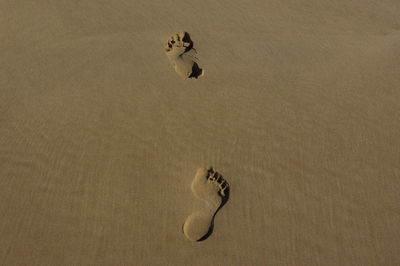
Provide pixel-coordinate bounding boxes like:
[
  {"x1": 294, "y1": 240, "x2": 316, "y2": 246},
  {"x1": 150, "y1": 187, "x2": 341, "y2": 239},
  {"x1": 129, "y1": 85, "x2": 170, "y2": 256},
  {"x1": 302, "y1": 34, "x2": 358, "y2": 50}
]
[{"x1": 1, "y1": 1, "x2": 400, "y2": 265}]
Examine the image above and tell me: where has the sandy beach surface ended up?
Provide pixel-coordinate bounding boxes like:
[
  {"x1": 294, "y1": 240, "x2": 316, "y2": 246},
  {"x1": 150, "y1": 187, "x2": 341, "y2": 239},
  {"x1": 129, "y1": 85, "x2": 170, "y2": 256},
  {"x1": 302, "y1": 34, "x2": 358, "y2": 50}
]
[{"x1": 1, "y1": 1, "x2": 400, "y2": 265}]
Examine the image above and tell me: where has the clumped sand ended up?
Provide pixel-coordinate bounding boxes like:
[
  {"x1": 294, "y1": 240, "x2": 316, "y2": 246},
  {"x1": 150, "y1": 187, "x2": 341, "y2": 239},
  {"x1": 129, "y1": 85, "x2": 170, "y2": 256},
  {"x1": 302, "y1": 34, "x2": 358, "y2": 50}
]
[{"x1": 1, "y1": 1, "x2": 400, "y2": 265}]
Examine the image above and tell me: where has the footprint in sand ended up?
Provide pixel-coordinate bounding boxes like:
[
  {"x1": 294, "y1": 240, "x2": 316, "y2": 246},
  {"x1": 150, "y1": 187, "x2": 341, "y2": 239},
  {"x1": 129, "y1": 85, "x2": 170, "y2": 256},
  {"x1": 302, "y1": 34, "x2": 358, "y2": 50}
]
[
  {"x1": 183, "y1": 167, "x2": 230, "y2": 241},
  {"x1": 164, "y1": 31, "x2": 204, "y2": 79}
]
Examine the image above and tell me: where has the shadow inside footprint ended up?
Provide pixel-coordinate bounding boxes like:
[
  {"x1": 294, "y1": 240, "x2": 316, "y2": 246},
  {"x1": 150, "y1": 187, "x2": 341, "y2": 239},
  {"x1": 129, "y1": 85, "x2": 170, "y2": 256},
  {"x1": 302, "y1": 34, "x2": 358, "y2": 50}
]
[
  {"x1": 182, "y1": 32, "x2": 194, "y2": 52},
  {"x1": 196, "y1": 187, "x2": 230, "y2": 242},
  {"x1": 181, "y1": 32, "x2": 202, "y2": 78},
  {"x1": 188, "y1": 62, "x2": 203, "y2": 79}
]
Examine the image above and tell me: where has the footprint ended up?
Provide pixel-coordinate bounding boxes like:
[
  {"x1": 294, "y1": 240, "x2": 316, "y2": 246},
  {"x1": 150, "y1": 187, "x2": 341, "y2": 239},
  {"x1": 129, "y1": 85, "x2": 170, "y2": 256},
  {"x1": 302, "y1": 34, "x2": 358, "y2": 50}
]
[
  {"x1": 164, "y1": 31, "x2": 204, "y2": 79},
  {"x1": 183, "y1": 167, "x2": 230, "y2": 241}
]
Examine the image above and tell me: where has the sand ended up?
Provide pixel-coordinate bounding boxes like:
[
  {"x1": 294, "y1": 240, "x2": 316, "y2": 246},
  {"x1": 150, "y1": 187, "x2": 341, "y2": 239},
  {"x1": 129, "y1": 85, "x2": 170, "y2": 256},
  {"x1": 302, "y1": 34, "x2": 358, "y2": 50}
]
[{"x1": 1, "y1": 0, "x2": 400, "y2": 265}]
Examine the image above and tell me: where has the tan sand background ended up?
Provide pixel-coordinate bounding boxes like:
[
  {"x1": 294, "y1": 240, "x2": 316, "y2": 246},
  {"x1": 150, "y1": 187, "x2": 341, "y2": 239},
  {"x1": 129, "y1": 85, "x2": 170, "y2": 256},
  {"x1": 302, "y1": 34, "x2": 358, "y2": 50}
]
[{"x1": 1, "y1": 0, "x2": 400, "y2": 265}]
